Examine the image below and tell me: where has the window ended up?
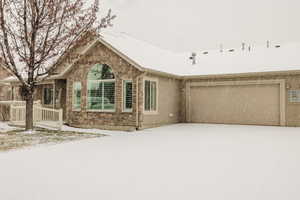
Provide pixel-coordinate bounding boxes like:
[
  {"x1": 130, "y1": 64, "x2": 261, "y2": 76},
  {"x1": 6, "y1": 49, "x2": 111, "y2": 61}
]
[
  {"x1": 123, "y1": 80, "x2": 133, "y2": 112},
  {"x1": 288, "y1": 90, "x2": 300, "y2": 102},
  {"x1": 73, "y1": 82, "x2": 82, "y2": 110},
  {"x1": 43, "y1": 87, "x2": 53, "y2": 105},
  {"x1": 144, "y1": 80, "x2": 157, "y2": 112},
  {"x1": 87, "y1": 64, "x2": 115, "y2": 111}
]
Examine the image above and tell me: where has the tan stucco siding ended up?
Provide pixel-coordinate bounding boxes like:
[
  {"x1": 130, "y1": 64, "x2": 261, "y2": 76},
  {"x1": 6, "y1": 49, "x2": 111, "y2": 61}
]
[
  {"x1": 141, "y1": 75, "x2": 181, "y2": 128},
  {"x1": 190, "y1": 84, "x2": 281, "y2": 126}
]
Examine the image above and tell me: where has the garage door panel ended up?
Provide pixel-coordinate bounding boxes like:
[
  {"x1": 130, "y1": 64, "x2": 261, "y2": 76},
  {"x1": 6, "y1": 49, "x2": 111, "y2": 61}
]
[{"x1": 190, "y1": 84, "x2": 280, "y2": 126}]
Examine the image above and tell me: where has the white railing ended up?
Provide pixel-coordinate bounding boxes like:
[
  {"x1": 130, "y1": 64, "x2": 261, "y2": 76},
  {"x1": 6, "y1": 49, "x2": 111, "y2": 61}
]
[
  {"x1": 9, "y1": 103, "x2": 63, "y2": 130},
  {"x1": 34, "y1": 106, "x2": 63, "y2": 129}
]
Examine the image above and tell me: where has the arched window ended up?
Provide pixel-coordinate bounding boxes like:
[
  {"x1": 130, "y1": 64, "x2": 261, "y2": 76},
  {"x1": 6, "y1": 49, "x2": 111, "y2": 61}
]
[{"x1": 87, "y1": 64, "x2": 115, "y2": 111}]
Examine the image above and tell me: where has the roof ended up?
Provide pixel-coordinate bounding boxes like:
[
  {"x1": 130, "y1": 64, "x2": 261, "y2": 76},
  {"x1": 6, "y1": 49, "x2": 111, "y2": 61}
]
[
  {"x1": 99, "y1": 32, "x2": 300, "y2": 76},
  {"x1": 3, "y1": 31, "x2": 300, "y2": 83}
]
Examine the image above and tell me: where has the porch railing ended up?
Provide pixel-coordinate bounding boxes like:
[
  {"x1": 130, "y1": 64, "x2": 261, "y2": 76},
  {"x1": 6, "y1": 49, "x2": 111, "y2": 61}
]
[{"x1": 7, "y1": 101, "x2": 63, "y2": 130}]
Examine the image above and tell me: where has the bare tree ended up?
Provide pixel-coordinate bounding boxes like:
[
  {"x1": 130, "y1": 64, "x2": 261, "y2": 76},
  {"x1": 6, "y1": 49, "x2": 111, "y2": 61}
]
[{"x1": 0, "y1": 0, "x2": 115, "y2": 130}]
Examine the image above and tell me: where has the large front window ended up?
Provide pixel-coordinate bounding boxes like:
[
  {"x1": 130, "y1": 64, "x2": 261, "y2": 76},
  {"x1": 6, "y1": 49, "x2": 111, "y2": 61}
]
[{"x1": 87, "y1": 64, "x2": 115, "y2": 111}]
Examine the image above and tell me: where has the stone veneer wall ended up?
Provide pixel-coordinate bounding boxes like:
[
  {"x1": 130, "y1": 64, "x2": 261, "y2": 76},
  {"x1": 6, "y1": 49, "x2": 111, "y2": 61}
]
[{"x1": 65, "y1": 42, "x2": 143, "y2": 131}]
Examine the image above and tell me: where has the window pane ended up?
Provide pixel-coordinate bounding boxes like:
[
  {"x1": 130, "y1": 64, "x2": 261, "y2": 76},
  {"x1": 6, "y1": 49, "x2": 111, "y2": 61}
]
[
  {"x1": 103, "y1": 82, "x2": 115, "y2": 110},
  {"x1": 144, "y1": 80, "x2": 151, "y2": 111},
  {"x1": 73, "y1": 82, "x2": 81, "y2": 110},
  {"x1": 44, "y1": 88, "x2": 53, "y2": 105},
  {"x1": 151, "y1": 82, "x2": 157, "y2": 110},
  {"x1": 88, "y1": 82, "x2": 103, "y2": 110},
  {"x1": 124, "y1": 81, "x2": 133, "y2": 111},
  {"x1": 87, "y1": 64, "x2": 115, "y2": 80}
]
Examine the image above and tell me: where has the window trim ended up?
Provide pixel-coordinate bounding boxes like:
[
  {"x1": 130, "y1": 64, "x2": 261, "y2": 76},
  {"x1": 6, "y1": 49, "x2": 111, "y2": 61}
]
[
  {"x1": 143, "y1": 77, "x2": 158, "y2": 115},
  {"x1": 122, "y1": 79, "x2": 133, "y2": 113},
  {"x1": 72, "y1": 82, "x2": 82, "y2": 111},
  {"x1": 86, "y1": 64, "x2": 116, "y2": 112}
]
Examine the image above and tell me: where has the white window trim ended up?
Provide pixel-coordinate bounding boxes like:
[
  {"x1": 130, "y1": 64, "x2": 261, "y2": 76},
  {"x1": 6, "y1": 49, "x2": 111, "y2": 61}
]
[
  {"x1": 86, "y1": 79, "x2": 116, "y2": 112},
  {"x1": 122, "y1": 79, "x2": 133, "y2": 113},
  {"x1": 143, "y1": 77, "x2": 159, "y2": 115},
  {"x1": 72, "y1": 82, "x2": 82, "y2": 111}
]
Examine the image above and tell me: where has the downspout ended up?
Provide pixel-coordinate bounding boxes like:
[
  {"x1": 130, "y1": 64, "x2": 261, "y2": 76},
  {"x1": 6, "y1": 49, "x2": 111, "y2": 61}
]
[{"x1": 135, "y1": 72, "x2": 146, "y2": 130}]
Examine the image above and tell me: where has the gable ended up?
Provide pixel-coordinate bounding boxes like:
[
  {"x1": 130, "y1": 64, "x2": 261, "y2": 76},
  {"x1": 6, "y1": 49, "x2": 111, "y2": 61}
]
[
  {"x1": 65, "y1": 40, "x2": 142, "y2": 80},
  {"x1": 52, "y1": 31, "x2": 99, "y2": 76}
]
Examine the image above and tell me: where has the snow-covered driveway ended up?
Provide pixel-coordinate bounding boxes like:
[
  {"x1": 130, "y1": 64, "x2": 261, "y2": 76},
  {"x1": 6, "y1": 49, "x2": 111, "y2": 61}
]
[{"x1": 1, "y1": 124, "x2": 300, "y2": 200}]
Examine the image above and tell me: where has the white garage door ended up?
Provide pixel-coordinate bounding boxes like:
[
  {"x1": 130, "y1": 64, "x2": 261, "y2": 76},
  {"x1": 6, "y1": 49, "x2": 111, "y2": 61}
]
[{"x1": 190, "y1": 83, "x2": 281, "y2": 126}]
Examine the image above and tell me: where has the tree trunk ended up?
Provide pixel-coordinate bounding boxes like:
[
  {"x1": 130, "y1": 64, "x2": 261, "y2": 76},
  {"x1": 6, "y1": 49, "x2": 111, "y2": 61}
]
[{"x1": 25, "y1": 94, "x2": 34, "y2": 130}]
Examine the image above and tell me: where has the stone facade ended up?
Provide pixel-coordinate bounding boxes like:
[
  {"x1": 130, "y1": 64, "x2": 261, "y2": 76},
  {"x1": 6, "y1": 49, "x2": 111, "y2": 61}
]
[{"x1": 65, "y1": 42, "x2": 143, "y2": 131}]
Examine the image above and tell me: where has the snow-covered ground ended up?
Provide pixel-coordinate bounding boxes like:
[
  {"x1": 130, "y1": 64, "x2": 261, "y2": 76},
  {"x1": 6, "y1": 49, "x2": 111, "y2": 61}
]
[
  {"x1": 0, "y1": 121, "x2": 19, "y2": 133},
  {"x1": 1, "y1": 124, "x2": 300, "y2": 200},
  {"x1": 0, "y1": 121, "x2": 133, "y2": 136}
]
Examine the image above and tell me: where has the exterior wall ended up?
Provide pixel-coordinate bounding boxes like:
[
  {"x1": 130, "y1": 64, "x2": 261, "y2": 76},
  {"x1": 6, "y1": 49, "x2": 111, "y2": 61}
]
[
  {"x1": 140, "y1": 74, "x2": 181, "y2": 129},
  {"x1": 183, "y1": 74, "x2": 300, "y2": 127},
  {"x1": 65, "y1": 42, "x2": 142, "y2": 131}
]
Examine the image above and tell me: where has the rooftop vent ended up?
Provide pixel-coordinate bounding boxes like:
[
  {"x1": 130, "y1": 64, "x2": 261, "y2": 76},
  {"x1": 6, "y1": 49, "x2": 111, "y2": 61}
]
[
  {"x1": 220, "y1": 44, "x2": 223, "y2": 53},
  {"x1": 242, "y1": 43, "x2": 246, "y2": 51},
  {"x1": 267, "y1": 40, "x2": 270, "y2": 48},
  {"x1": 189, "y1": 52, "x2": 197, "y2": 65}
]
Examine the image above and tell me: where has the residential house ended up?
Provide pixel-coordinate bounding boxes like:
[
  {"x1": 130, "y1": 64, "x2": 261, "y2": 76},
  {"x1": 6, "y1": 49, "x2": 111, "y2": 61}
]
[{"x1": 1, "y1": 32, "x2": 300, "y2": 130}]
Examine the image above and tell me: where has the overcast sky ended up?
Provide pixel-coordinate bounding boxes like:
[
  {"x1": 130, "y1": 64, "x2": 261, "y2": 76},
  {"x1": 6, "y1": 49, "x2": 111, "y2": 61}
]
[{"x1": 101, "y1": 0, "x2": 300, "y2": 52}]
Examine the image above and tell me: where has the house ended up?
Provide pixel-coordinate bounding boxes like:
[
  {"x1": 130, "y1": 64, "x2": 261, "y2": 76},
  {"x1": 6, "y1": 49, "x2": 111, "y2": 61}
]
[{"x1": 1, "y1": 31, "x2": 300, "y2": 130}]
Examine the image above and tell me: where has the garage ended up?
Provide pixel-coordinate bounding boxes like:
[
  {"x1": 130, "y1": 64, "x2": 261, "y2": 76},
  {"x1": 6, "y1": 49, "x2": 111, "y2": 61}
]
[{"x1": 187, "y1": 80, "x2": 286, "y2": 126}]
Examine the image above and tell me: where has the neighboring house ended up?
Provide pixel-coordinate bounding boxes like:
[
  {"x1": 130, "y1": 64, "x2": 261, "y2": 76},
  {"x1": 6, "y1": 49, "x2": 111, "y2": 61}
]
[{"x1": 1, "y1": 32, "x2": 300, "y2": 130}]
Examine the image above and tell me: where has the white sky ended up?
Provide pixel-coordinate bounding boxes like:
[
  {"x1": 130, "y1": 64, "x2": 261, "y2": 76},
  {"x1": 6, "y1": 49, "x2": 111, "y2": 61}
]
[{"x1": 101, "y1": 0, "x2": 300, "y2": 52}]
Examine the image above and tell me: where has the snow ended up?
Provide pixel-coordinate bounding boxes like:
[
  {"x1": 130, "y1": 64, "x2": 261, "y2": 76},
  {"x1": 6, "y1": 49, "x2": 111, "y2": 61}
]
[
  {"x1": 100, "y1": 31, "x2": 300, "y2": 76},
  {"x1": 1, "y1": 124, "x2": 300, "y2": 200},
  {"x1": 61, "y1": 125, "x2": 136, "y2": 137},
  {"x1": 0, "y1": 121, "x2": 19, "y2": 133},
  {"x1": 100, "y1": 31, "x2": 186, "y2": 75}
]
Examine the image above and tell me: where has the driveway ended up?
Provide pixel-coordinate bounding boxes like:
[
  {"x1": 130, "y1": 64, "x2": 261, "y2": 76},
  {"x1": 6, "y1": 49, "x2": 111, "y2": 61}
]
[{"x1": 0, "y1": 124, "x2": 300, "y2": 200}]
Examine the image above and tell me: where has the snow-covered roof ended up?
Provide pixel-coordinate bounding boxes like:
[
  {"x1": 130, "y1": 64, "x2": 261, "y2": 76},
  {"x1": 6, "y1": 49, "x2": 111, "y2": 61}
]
[
  {"x1": 99, "y1": 32, "x2": 185, "y2": 75},
  {"x1": 3, "y1": 31, "x2": 300, "y2": 84},
  {"x1": 100, "y1": 31, "x2": 300, "y2": 76}
]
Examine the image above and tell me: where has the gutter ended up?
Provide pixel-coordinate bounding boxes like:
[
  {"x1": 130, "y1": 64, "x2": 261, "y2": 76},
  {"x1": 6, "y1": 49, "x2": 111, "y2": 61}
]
[{"x1": 182, "y1": 69, "x2": 300, "y2": 80}]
